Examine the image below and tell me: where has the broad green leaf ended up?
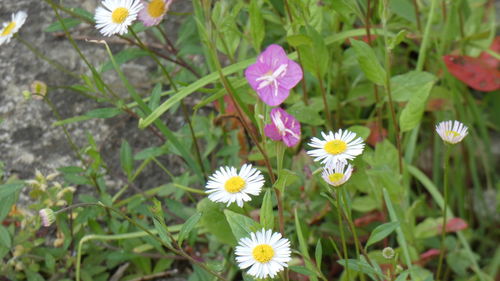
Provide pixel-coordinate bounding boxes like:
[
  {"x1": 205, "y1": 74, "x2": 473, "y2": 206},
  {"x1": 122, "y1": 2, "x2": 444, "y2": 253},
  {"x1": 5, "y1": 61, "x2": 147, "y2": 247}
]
[
  {"x1": 414, "y1": 217, "x2": 441, "y2": 239},
  {"x1": 350, "y1": 39, "x2": 386, "y2": 85},
  {"x1": 197, "y1": 198, "x2": 235, "y2": 245},
  {"x1": 260, "y1": 189, "x2": 274, "y2": 229},
  {"x1": 85, "y1": 107, "x2": 122, "y2": 119},
  {"x1": 0, "y1": 225, "x2": 11, "y2": 248},
  {"x1": 178, "y1": 212, "x2": 202, "y2": 246},
  {"x1": 366, "y1": 222, "x2": 400, "y2": 248},
  {"x1": 273, "y1": 169, "x2": 299, "y2": 192},
  {"x1": 391, "y1": 71, "x2": 436, "y2": 102},
  {"x1": 44, "y1": 18, "x2": 81, "y2": 32},
  {"x1": 224, "y1": 210, "x2": 261, "y2": 241},
  {"x1": 399, "y1": 81, "x2": 434, "y2": 132},
  {"x1": 100, "y1": 48, "x2": 149, "y2": 73},
  {"x1": 287, "y1": 34, "x2": 313, "y2": 47},
  {"x1": 0, "y1": 182, "x2": 24, "y2": 200},
  {"x1": 71, "y1": 7, "x2": 95, "y2": 22},
  {"x1": 120, "y1": 140, "x2": 133, "y2": 179},
  {"x1": 352, "y1": 196, "x2": 378, "y2": 212},
  {"x1": 297, "y1": 26, "x2": 329, "y2": 77},
  {"x1": 389, "y1": 30, "x2": 408, "y2": 50},
  {"x1": 287, "y1": 101, "x2": 324, "y2": 126},
  {"x1": 249, "y1": 0, "x2": 265, "y2": 51},
  {"x1": 348, "y1": 125, "x2": 370, "y2": 140}
]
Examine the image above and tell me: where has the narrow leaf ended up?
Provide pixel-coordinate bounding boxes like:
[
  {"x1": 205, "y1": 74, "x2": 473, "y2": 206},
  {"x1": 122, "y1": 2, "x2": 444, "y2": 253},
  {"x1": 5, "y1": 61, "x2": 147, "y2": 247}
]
[
  {"x1": 178, "y1": 212, "x2": 202, "y2": 245},
  {"x1": 260, "y1": 189, "x2": 274, "y2": 229},
  {"x1": 120, "y1": 140, "x2": 133, "y2": 179},
  {"x1": 224, "y1": 210, "x2": 261, "y2": 241},
  {"x1": 366, "y1": 222, "x2": 400, "y2": 248}
]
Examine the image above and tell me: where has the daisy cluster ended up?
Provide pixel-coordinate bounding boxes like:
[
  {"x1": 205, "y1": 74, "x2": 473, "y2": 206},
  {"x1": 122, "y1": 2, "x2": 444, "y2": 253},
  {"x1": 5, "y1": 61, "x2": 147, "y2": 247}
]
[{"x1": 95, "y1": 0, "x2": 172, "y2": 37}]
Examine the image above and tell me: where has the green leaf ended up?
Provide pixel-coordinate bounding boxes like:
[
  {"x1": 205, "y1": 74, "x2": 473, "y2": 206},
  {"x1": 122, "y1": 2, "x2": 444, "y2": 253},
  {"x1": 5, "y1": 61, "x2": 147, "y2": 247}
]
[
  {"x1": 350, "y1": 39, "x2": 386, "y2": 85},
  {"x1": 249, "y1": 0, "x2": 265, "y2": 51},
  {"x1": 391, "y1": 71, "x2": 436, "y2": 102},
  {"x1": 44, "y1": 18, "x2": 81, "y2": 32},
  {"x1": 287, "y1": 101, "x2": 324, "y2": 126},
  {"x1": 297, "y1": 26, "x2": 329, "y2": 77},
  {"x1": 178, "y1": 212, "x2": 202, "y2": 246},
  {"x1": 352, "y1": 196, "x2": 378, "y2": 212},
  {"x1": 197, "y1": 198, "x2": 235, "y2": 245},
  {"x1": 389, "y1": 30, "x2": 408, "y2": 50},
  {"x1": 366, "y1": 222, "x2": 400, "y2": 248},
  {"x1": 150, "y1": 199, "x2": 172, "y2": 247},
  {"x1": 0, "y1": 225, "x2": 11, "y2": 248},
  {"x1": 71, "y1": 7, "x2": 95, "y2": 22},
  {"x1": 100, "y1": 48, "x2": 149, "y2": 73},
  {"x1": 287, "y1": 34, "x2": 313, "y2": 47},
  {"x1": 294, "y1": 209, "x2": 318, "y2": 281},
  {"x1": 52, "y1": 115, "x2": 92, "y2": 126},
  {"x1": 0, "y1": 182, "x2": 24, "y2": 200},
  {"x1": 260, "y1": 189, "x2": 274, "y2": 229},
  {"x1": 289, "y1": 265, "x2": 317, "y2": 276},
  {"x1": 348, "y1": 125, "x2": 370, "y2": 140},
  {"x1": 134, "y1": 146, "x2": 168, "y2": 160},
  {"x1": 224, "y1": 210, "x2": 261, "y2": 241},
  {"x1": 315, "y1": 240, "x2": 323, "y2": 268},
  {"x1": 148, "y1": 83, "x2": 163, "y2": 110},
  {"x1": 337, "y1": 259, "x2": 384, "y2": 279},
  {"x1": 85, "y1": 107, "x2": 122, "y2": 119},
  {"x1": 273, "y1": 169, "x2": 299, "y2": 192},
  {"x1": 120, "y1": 140, "x2": 133, "y2": 179},
  {"x1": 399, "y1": 81, "x2": 434, "y2": 132}
]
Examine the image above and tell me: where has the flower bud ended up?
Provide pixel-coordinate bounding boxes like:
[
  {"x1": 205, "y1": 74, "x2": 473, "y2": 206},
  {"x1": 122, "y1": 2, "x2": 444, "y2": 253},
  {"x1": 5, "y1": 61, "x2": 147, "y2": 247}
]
[
  {"x1": 39, "y1": 208, "x2": 55, "y2": 227},
  {"x1": 382, "y1": 247, "x2": 395, "y2": 259}
]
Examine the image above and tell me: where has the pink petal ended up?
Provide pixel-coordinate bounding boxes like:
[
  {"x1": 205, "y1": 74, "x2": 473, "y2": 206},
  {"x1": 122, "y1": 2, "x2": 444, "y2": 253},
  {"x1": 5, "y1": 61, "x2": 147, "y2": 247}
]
[
  {"x1": 264, "y1": 124, "x2": 282, "y2": 141},
  {"x1": 245, "y1": 63, "x2": 269, "y2": 91},
  {"x1": 258, "y1": 44, "x2": 289, "y2": 69},
  {"x1": 282, "y1": 133, "x2": 300, "y2": 147},
  {"x1": 278, "y1": 59, "x2": 303, "y2": 89},
  {"x1": 257, "y1": 85, "x2": 290, "y2": 106}
]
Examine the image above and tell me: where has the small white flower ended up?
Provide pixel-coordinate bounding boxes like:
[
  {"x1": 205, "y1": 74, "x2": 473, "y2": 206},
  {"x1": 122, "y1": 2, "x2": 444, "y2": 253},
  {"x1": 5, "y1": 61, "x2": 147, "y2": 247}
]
[
  {"x1": 307, "y1": 130, "x2": 365, "y2": 167},
  {"x1": 138, "y1": 0, "x2": 172, "y2": 27},
  {"x1": 205, "y1": 164, "x2": 264, "y2": 207},
  {"x1": 39, "y1": 208, "x2": 55, "y2": 227},
  {"x1": 321, "y1": 160, "x2": 353, "y2": 187},
  {"x1": 94, "y1": 0, "x2": 143, "y2": 37},
  {"x1": 0, "y1": 11, "x2": 27, "y2": 45},
  {"x1": 436, "y1": 120, "x2": 468, "y2": 144},
  {"x1": 235, "y1": 229, "x2": 291, "y2": 279}
]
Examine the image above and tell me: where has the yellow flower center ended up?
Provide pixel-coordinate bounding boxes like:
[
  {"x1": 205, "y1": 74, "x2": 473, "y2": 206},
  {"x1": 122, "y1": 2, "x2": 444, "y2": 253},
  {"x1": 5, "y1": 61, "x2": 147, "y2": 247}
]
[
  {"x1": 328, "y1": 173, "x2": 344, "y2": 183},
  {"x1": 224, "y1": 176, "x2": 245, "y2": 193},
  {"x1": 147, "y1": 0, "x2": 166, "y2": 18},
  {"x1": 1, "y1": 22, "x2": 16, "y2": 36},
  {"x1": 445, "y1": 130, "x2": 460, "y2": 137},
  {"x1": 252, "y1": 244, "x2": 275, "y2": 263},
  {"x1": 324, "y1": 140, "x2": 347, "y2": 155},
  {"x1": 111, "y1": 7, "x2": 129, "y2": 24}
]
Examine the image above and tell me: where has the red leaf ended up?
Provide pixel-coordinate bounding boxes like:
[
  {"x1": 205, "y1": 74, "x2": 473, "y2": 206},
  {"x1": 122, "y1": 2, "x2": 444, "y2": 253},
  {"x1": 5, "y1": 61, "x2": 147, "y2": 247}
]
[
  {"x1": 443, "y1": 55, "x2": 500, "y2": 92},
  {"x1": 366, "y1": 122, "x2": 387, "y2": 146},
  {"x1": 444, "y1": 217, "x2": 468, "y2": 233},
  {"x1": 478, "y1": 36, "x2": 500, "y2": 69},
  {"x1": 415, "y1": 249, "x2": 441, "y2": 266}
]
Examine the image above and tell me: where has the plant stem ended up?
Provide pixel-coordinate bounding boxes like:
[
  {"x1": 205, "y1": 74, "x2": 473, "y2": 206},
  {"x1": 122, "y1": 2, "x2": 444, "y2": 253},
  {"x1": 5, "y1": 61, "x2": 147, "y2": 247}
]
[
  {"x1": 382, "y1": 0, "x2": 403, "y2": 174},
  {"x1": 412, "y1": 0, "x2": 423, "y2": 32},
  {"x1": 317, "y1": 72, "x2": 333, "y2": 128},
  {"x1": 334, "y1": 189, "x2": 350, "y2": 281},
  {"x1": 416, "y1": 0, "x2": 438, "y2": 71},
  {"x1": 436, "y1": 145, "x2": 451, "y2": 280},
  {"x1": 128, "y1": 28, "x2": 207, "y2": 180}
]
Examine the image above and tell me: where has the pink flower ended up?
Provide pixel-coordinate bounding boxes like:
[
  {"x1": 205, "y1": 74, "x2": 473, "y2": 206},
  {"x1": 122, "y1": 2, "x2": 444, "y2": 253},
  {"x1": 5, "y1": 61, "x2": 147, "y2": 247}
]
[
  {"x1": 138, "y1": 0, "x2": 172, "y2": 27},
  {"x1": 245, "y1": 44, "x2": 303, "y2": 106},
  {"x1": 264, "y1": 108, "x2": 301, "y2": 147}
]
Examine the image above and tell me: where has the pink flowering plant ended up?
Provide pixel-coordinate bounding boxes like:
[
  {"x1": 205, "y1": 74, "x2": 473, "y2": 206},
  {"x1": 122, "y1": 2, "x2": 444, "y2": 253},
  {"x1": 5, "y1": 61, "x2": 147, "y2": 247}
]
[
  {"x1": 245, "y1": 44, "x2": 303, "y2": 106},
  {"x1": 0, "y1": 0, "x2": 497, "y2": 280}
]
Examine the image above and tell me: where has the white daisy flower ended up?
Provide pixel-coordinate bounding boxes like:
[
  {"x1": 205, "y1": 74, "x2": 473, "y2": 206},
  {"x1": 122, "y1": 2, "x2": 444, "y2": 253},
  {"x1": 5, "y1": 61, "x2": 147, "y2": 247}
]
[
  {"x1": 322, "y1": 160, "x2": 353, "y2": 187},
  {"x1": 0, "y1": 11, "x2": 27, "y2": 45},
  {"x1": 307, "y1": 130, "x2": 365, "y2": 166},
  {"x1": 138, "y1": 0, "x2": 172, "y2": 27},
  {"x1": 436, "y1": 120, "x2": 468, "y2": 144},
  {"x1": 205, "y1": 164, "x2": 264, "y2": 207},
  {"x1": 235, "y1": 229, "x2": 291, "y2": 279},
  {"x1": 94, "y1": 0, "x2": 143, "y2": 37}
]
